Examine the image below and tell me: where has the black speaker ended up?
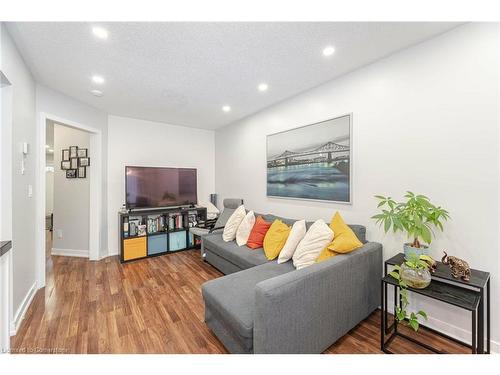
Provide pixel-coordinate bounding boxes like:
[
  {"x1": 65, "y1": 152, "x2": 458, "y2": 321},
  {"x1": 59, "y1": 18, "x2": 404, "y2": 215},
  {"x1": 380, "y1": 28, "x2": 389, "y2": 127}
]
[{"x1": 210, "y1": 193, "x2": 217, "y2": 207}]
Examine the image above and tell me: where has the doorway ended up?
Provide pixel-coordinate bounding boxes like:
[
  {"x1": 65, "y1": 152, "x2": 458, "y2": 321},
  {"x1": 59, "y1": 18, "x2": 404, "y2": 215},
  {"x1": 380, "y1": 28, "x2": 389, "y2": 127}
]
[{"x1": 36, "y1": 113, "x2": 102, "y2": 288}]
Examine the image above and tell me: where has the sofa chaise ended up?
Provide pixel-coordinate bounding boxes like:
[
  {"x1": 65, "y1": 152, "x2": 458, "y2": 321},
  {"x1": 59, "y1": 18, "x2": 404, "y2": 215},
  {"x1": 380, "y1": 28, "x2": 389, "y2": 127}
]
[{"x1": 201, "y1": 213, "x2": 383, "y2": 354}]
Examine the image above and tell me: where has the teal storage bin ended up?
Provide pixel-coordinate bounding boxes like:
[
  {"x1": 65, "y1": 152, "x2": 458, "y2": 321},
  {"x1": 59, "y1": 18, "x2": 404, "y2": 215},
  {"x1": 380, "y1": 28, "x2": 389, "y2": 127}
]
[
  {"x1": 148, "y1": 233, "x2": 168, "y2": 255},
  {"x1": 169, "y1": 231, "x2": 187, "y2": 251}
]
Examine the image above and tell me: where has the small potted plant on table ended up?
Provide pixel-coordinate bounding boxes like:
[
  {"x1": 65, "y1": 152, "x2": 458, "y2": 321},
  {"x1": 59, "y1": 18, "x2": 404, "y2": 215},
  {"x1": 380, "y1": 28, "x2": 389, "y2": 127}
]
[{"x1": 372, "y1": 191, "x2": 450, "y2": 257}]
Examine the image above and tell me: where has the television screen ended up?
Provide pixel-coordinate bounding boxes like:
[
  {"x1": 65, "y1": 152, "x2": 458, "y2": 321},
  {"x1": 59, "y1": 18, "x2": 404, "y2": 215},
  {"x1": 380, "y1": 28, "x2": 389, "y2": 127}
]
[{"x1": 125, "y1": 166, "x2": 197, "y2": 209}]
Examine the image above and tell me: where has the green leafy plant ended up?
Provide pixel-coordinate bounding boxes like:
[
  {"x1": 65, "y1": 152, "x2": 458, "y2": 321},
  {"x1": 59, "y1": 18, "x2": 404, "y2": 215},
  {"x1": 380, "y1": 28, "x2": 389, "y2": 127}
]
[
  {"x1": 372, "y1": 191, "x2": 450, "y2": 248},
  {"x1": 389, "y1": 254, "x2": 432, "y2": 331}
]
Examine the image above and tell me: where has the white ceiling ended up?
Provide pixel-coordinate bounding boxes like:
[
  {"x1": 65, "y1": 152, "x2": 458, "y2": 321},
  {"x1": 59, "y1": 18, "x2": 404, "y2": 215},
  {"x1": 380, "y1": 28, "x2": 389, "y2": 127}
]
[{"x1": 7, "y1": 22, "x2": 460, "y2": 129}]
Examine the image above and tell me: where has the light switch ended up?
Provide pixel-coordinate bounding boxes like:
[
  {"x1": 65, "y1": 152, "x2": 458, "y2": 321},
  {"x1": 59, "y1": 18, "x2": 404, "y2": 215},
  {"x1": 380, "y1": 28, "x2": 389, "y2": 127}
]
[
  {"x1": 28, "y1": 184, "x2": 33, "y2": 198},
  {"x1": 57, "y1": 230, "x2": 63, "y2": 239}
]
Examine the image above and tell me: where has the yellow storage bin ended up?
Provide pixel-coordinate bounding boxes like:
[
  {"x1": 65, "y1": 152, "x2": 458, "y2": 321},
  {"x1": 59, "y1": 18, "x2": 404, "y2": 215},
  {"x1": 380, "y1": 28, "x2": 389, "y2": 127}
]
[{"x1": 123, "y1": 237, "x2": 147, "y2": 261}]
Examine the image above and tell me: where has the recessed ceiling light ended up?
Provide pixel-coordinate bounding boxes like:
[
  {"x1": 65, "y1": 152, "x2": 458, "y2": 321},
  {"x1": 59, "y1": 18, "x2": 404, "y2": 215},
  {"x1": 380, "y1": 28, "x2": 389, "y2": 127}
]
[
  {"x1": 222, "y1": 105, "x2": 231, "y2": 112},
  {"x1": 92, "y1": 26, "x2": 108, "y2": 40},
  {"x1": 48, "y1": 149, "x2": 54, "y2": 153},
  {"x1": 45, "y1": 145, "x2": 50, "y2": 149},
  {"x1": 90, "y1": 89, "x2": 103, "y2": 97},
  {"x1": 258, "y1": 83, "x2": 269, "y2": 92},
  {"x1": 322, "y1": 46, "x2": 335, "y2": 57},
  {"x1": 92, "y1": 75, "x2": 105, "y2": 85}
]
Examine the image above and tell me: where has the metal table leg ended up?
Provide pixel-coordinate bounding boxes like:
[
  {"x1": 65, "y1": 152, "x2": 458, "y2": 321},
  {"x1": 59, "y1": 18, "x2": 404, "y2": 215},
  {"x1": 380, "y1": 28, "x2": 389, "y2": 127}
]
[
  {"x1": 487, "y1": 278, "x2": 490, "y2": 354},
  {"x1": 478, "y1": 287, "x2": 484, "y2": 353},
  {"x1": 380, "y1": 279, "x2": 385, "y2": 351},
  {"x1": 472, "y1": 309, "x2": 477, "y2": 354}
]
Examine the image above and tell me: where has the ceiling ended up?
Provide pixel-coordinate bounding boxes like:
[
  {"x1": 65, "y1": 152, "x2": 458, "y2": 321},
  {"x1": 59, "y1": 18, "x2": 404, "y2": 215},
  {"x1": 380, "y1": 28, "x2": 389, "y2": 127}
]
[{"x1": 7, "y1": 22, "x2": 460, "y2": 129}]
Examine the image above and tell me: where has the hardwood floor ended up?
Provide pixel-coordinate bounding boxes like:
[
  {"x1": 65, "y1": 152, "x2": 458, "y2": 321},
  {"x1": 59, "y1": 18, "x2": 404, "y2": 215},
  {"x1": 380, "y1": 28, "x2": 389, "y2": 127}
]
[{"x1": 10, "y1": 232, "x2": 469, "y2": 354}]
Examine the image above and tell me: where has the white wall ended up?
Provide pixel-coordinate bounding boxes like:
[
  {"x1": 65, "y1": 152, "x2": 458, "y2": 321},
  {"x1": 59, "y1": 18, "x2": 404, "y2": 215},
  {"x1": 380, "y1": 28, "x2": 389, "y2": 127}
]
[
  {"x1": 107, "y1": 115, "x2": 215, "y2": 255},
  {"x1": 1, "y1": 23, "x2": 37, "y2": 332},
  {"x1": 36, "y1": 84, "x2": 108, "y2": 258},
  {"x1": 215, "y1": 23, "x2": 500, "y2": 349},
  {"x1": 52, "y1": 122, "x2": 90, "y2": 254}
]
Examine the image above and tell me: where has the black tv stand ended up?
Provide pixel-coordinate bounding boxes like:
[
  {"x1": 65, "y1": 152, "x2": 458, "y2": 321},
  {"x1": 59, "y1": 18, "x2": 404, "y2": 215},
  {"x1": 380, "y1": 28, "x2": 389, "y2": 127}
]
[{"x1": 119, "y1": 206, "x2": 207, "y2": 263}]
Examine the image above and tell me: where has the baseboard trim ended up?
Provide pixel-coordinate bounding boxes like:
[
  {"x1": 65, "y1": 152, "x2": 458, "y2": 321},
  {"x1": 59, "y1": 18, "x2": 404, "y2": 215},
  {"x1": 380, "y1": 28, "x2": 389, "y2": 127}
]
[
  {"x1": 10, "y1": 281, "x2": 37, "y2": 336},
  {"x1": 51, "y1": 248, "x2": 89, "y2": 258}
]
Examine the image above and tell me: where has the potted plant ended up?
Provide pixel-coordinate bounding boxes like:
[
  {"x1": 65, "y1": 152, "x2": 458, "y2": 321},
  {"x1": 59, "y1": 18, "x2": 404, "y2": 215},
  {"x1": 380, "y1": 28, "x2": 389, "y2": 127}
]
[
  {"x1": 372, "y1": 191, "x2": 450, "y2": 257},
  {"x1": 389, "y1": 256, "x2": 431, "y2": 331}
]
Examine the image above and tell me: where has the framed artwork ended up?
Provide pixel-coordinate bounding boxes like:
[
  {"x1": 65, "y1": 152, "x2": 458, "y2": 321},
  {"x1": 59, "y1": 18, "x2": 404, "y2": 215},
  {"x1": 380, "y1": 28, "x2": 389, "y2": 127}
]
[
  {"x1": 266, "y1": 113, "x2": 352, "y2": 204},
  {"x1": 69, "y1": 146, "x2": 78, "y2": 158},
  {"x1": 79, "y1": 157, "x2": 90, "y2": 167},
  {"x1": 61, "y1": 160, "x2": 71, "y2": 170},
  {"x1": 66, "y1": 169, "x2": 77, "y2": 179},
  {"x1": 77, "y1": 148, "x2": 88, "y2": 158},
  {"x1": 70, "y1": 157, "x2": 79, "y2": 169},
  {"x1": 62, "y1": 149, "x2": 70, "y2": 161},
  {"x1": 77, "y1": 166, "x2": 86, "y2": 178}
]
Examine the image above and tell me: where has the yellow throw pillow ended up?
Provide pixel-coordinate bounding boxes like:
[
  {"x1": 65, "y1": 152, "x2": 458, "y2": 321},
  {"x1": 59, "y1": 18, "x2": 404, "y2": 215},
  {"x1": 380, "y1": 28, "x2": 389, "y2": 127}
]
[
  {"x1": 316, "y1": 245, "x2": 337, "y2": 263},
  {"x1": 263, "y1": 220, "x2": 291, "y2": 260},
  {"x1": 327, "y1": 212, "x2": 363, "y2": 253}
]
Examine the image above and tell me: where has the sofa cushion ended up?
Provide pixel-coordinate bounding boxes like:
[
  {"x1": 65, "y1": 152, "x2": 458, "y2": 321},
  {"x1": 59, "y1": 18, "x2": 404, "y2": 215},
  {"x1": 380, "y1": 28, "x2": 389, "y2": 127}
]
[
  {"x1": 203, "y1": 233, "x2": 269, "y2": 269},
  {"x1": 264, "y1": 214, "x2": 366, "y2": 243},
  {"x1": 202, "y1": 261, "x2": 295, "y2": 352}
]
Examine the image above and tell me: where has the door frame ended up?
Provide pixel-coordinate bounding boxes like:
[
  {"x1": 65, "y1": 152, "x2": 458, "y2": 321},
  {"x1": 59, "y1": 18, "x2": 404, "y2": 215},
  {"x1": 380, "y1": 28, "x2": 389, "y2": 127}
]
[{"x1": 36, "y1": 112, "x2": 102, "y2": 288}]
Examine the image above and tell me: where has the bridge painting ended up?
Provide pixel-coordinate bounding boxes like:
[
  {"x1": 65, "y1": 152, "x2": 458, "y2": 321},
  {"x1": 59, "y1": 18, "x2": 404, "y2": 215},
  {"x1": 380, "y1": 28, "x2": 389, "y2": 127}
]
[{"x1": 266, "y1": 115, "x2": 352, "y2": 203}]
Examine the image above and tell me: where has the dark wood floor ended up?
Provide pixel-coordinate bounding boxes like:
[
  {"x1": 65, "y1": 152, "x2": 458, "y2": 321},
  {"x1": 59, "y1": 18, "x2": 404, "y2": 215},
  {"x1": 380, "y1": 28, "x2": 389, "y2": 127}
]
[{"x1": 10, "y1": 232, "x2": 469, "y2": 354}]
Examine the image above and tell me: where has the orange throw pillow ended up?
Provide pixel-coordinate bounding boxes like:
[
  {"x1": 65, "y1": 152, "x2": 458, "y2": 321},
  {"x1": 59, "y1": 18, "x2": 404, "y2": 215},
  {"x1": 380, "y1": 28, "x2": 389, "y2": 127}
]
[{"x1": 246, "y1": 216, "x2": 272, "y2": 249}]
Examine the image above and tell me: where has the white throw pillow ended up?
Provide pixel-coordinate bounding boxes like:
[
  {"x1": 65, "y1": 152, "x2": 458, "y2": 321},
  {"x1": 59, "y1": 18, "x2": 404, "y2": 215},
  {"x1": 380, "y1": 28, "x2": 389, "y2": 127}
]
[
  {"x1": 292, "y1": 219, "x2": 334, "y2": 270},
  {"x1": 277, "y1": 219, "x2": 306, "y2": 264},
  {"x1": 236, "y1": 211, "x2": 256, "y2": 246},
  {"x1": 222, "y1": 205, "x2": 247, "y2": 242}
]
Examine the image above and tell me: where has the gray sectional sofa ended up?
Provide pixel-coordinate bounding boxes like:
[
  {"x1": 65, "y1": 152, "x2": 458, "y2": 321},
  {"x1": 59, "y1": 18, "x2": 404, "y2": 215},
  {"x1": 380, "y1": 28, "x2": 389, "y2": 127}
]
[{"x1": 201, "y1": 213, "x2": 382, "y2": 354}]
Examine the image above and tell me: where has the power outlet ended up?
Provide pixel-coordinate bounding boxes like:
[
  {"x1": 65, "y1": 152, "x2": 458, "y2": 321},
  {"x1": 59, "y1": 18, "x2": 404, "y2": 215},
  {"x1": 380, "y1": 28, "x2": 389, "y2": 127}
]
[{"x1": 56, "y1": 229, "x2": 63, "y2": 239}]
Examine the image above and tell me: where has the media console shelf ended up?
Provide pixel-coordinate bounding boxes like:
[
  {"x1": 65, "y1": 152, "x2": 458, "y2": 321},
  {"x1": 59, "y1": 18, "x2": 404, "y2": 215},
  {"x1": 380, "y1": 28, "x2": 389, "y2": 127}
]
[{"x1": 119, "y1": 206, "x2": 207, "y2": 263}]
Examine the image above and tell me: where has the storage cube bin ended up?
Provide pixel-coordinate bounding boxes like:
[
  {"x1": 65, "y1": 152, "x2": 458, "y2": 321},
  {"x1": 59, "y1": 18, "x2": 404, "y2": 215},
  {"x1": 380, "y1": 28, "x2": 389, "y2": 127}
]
[
  {"x1": 123, "y1": 237, "x2": 147, "y2": 261},
  {"x1": 169, "y1": 231, "x2": 187, "y2": 251},
  {"x1": 148, "y1": 233, "x2": 168, "y2": 255}
]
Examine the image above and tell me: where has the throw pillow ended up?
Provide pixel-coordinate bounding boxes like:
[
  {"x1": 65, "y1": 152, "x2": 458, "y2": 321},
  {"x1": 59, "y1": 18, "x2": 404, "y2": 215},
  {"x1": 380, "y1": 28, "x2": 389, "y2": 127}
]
[
  {"x1": 263, "y1": 220, "x2": 291, "y2": 260},
  {"x1": 246, "y1": 216, "x2": 272, "y2": 249},
  {"x1": 222, "y1": 205, "x2": 247, "y2": 242},
  {"x1": 277, "y1": 219, "x2": 306, "y2": 264},
  {"x1": 292, "y1": 219, "x2": 333, "y2": 270},
  {"x1": 316, "y1": 212, "x2": 363, "y2": 263},
  {"x1": 236, "y1": 210, "x2": 256, "y2": 246},
  {"x1": 327, "y1": 211, "x2": 363, "y2": 253}
]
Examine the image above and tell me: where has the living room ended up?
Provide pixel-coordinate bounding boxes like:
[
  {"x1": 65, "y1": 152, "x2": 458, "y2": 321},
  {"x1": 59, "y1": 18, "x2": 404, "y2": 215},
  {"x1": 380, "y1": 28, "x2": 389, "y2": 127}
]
[{"x1": 1, "y1": 0, "x2": 499, "y2": 373}]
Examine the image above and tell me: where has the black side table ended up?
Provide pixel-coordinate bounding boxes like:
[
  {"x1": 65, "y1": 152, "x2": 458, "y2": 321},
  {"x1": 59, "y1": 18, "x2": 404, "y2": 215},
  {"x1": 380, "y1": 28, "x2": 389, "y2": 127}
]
[{"x1": 381, "y1": 253, "x2": 491, "y2": 354}]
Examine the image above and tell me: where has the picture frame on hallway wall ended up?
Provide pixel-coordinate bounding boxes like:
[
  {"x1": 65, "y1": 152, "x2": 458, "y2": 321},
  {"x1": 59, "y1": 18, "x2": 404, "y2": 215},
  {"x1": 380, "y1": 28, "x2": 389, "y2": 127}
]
[
  {"x1": 62, "y1": 149, "x2": 70, "y2": 161},
  {"x1": 61, "y1": 160, "x2": 70, "y2": 170},
  {"x1": 77, "y1": 166, "x2": 86, "y2": 179},
  {"x1": 66, "y1": 169, "x2": 77, "y2": 179},
  {"x1": 266, "y1": 113, "x2": 352, "y2": 204},
  {"x1": 69, "y1": 145, "x2": 78, "y2": 158}
]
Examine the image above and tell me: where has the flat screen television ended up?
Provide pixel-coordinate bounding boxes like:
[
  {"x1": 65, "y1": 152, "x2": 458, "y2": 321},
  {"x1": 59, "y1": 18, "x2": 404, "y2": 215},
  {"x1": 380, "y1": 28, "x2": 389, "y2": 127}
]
[{"x1": 125, "y1": 166, "x2": 197, "y2": 209}]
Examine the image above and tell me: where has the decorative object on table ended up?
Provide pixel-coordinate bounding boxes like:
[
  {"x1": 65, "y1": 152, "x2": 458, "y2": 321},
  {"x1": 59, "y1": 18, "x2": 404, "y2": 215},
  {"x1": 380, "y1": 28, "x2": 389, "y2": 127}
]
[
  {"x1": 398, "y1": 253, "x2": 434, "y2": 289},
  {"x1": 77, "y1": 148, "x2": 88, "y2": 158},
  {"x1": 372, "y1": 191, "x2": 450, "y2": 257},
  {"x1": 69, "y1": 146, "x2": 78, "y2": 158},
  {"x1": 70, "y1": 157, "x2": 79, "y2": 169},
  {"x1": 66, "y1": 169, "x2": 77, "y2": 179},
  {"x1": 79, "y1": 157, "x2": 90, "y2": 167},
  {"x1": 137, "y1": 224, "x2": 147, "y2": 237},
  {"x1": 77, "y1": 166, "x2": 86, "y2": 178},
  {"x1": 62, "y1": 149, "x2": 70, "y2": 161},
  {"x1": 442, "y1": 251, "x2": 471, "y2": 281},
  {"x1": 388, "y1": 255, "x2": 431, "y2": 332},
  {"x1": 61, "y1": 160, "x2": 70, "y2": 170},
  {"x1": 266, "y1": 113, "x2": 352, "y2": 203}
]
